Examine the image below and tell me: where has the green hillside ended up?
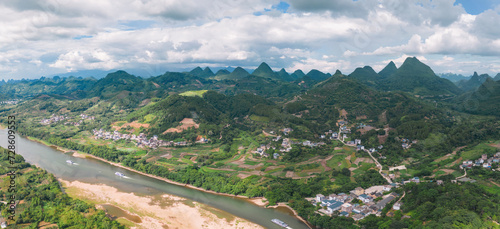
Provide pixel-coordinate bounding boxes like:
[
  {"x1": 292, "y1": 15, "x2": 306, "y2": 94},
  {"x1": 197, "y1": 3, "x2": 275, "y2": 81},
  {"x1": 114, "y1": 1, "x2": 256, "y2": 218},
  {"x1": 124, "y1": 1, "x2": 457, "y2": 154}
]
[
  {"x1": 378, "y1": 61, "x2": 398, "y2": 78},
  {"x1": 251, "y1": 62, "x2": 279, "y2": 80},
  {"x1": 457, "y1": 72, "x2": 491, "y2": 92},
  {"x1": 455, "y1": 78, "x2": 500, "y2": 116},
  {"x1": 349, "y1": 66, "x2": 381, "y2": 87},
  {"x1": 383, "y1": 57, "x2": 462, "y2": 96}
]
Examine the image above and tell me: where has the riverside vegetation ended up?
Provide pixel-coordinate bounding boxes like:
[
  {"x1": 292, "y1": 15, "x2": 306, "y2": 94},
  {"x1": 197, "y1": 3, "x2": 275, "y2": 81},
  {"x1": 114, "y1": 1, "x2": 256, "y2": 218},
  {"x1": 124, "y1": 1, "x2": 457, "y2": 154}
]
[{"x1": 0, "y1": 147, "x2": 124, "y2": 228}]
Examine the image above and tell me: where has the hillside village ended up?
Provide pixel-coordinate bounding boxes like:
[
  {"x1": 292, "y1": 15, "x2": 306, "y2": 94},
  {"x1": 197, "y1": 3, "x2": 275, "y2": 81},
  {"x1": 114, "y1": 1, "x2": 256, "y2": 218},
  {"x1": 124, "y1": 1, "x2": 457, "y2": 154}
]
[
  {"x1": 460, "y1": 152, "x2": 500, "y2": 170},
  {"x1": 92, "y1": 129, "x2": 209, "y2": 148},
  {"x1": 310, "y1": 185, "x2": 400, "y2": 221},
  {"x1": 40, "y1": 113, "x2": 95, "y2": 126}
]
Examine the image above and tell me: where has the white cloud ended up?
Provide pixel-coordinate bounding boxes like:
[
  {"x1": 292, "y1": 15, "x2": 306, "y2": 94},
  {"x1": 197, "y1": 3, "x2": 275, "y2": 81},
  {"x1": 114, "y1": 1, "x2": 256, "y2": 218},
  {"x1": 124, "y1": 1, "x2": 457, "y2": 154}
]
[
  {"x1": 288, "y1": 58, "x2": 350, "y2": 74},
  {"x1": 0, "y1": 0, "x2": 499, "y2": 79},
  {"x1": 50, "y1": 49, "x2": 120, "y2": 71}
]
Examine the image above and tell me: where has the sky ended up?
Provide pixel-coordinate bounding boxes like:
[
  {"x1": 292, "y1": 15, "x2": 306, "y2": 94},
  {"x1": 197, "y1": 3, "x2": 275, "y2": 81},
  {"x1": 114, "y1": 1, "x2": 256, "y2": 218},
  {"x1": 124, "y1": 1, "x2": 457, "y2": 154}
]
[{"x1": 1, "y1": 0, "x2": 500, "y2": 80}]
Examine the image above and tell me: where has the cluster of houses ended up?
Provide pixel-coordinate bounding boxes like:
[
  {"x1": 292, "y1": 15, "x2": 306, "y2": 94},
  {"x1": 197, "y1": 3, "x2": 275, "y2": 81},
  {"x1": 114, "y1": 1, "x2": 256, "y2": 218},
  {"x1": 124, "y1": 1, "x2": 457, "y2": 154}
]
[
  {"x1": 64, "y1": 119, "x2": 84, "y2": 126},
  {"x1": 320, "y1": 130, "x2": 345, "y2": 141},
  {"x1": 257, "y1": 136, "x2": 325, "y2": 158},
  {"x1": 79, "y1": 113, "x2": 95, "y2": 120},
  {"x1": 460, "y1": 153, "x2": 500, "y2": 170},
  {"x1": 92, "y1": 129, "x2": 207, "y2": 148},
  {"x1": 0, "y1": 99, "x2": 20, "y2": 105},
  {"x1": 401, "y1": 138, "x2": 417, "y2": 149},
  {"x1": 40, "y1": 114, "x2": 68, "y2": 125},
  {"x1": 311, "y1": 185, "x2": 400, "y2": 221},
  {"x1": 41, "y1": 113, "x2": 95, "y2": 126}
]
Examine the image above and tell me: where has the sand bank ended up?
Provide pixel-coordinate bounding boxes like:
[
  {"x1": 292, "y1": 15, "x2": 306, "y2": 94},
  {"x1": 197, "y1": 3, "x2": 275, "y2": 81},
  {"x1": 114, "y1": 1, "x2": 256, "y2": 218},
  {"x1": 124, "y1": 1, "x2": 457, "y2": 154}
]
[{"x1": 60, "y1": 179, "x2": 263, "y2": 229}]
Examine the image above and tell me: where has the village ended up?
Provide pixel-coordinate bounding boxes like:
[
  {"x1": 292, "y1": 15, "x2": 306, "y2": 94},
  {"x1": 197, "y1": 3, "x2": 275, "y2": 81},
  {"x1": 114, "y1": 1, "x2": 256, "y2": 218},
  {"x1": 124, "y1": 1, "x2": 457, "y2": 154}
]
[
  {"x1": 302, "y1": 119, "x2": 500, "y2": 222},
  {"x1": 40, "y1": 113, "x2": 95, "y2": 126},
  {"x1": 309, "y1": 184, "x2": 403, "y2": 221},
  {"x1": 460, "y1": 152, "x2": 500, "y2": 170},
  {"x1": 92, "y1": 129, "x2": 209, "y2": 149}
]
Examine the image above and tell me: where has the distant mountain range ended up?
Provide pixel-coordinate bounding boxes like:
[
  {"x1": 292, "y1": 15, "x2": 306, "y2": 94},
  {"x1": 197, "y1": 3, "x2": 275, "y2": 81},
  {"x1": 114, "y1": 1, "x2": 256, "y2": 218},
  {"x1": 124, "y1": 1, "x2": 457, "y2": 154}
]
[
  {"x1": 456, "y1": 72, "x2": 492, "y2": 92},
  {"x1": 2, "y1": 57, "x2": 499, "y2": 117},
  {"x1": 438, "y1": 73, "x2": 470, "y2": 82},
  {"x1": 347, "y1": 57, "x2": 461, "y2": 96}
]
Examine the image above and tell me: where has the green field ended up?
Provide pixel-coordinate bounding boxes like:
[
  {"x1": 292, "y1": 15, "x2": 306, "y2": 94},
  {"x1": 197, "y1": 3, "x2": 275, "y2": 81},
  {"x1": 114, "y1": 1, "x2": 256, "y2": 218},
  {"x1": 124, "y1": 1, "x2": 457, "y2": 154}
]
[
  {"x1": 179, "y1": 90, "x2": 208, "y2": 97},
  {"x1": 461, "y1": 143, "x2": 497, "y2": 160}
]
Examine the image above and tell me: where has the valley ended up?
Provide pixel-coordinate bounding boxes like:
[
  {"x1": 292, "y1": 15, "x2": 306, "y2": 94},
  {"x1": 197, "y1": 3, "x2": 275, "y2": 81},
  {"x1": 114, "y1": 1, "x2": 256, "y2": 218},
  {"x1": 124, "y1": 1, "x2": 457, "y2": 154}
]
[{"x1": 0, "y1": 57, "x2": 499, "y2": 228}]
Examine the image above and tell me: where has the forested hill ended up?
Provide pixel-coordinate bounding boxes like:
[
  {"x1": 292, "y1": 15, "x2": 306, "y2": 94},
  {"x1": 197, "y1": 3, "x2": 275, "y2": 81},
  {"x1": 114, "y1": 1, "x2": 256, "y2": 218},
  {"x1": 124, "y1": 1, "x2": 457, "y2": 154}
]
[
  {"x1": 0, "y1": 76, "x2": 96, "y2": 99},
  {"x1": 455, "y1": 77, "x2": 500, "y2": 116},
  {"x1": 285, "y1": 77, "x2": 444, "y2": 133},
  {"x1": 457, "y1": 72, "x2": 491, "y2": 92}
]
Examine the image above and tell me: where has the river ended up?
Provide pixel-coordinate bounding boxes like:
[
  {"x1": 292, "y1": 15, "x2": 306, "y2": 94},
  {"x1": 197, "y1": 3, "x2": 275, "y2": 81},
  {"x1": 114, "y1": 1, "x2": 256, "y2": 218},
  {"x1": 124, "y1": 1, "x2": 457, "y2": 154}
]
[{"x1": 0, "y1": 129, "x2": 309, "y2": 229}]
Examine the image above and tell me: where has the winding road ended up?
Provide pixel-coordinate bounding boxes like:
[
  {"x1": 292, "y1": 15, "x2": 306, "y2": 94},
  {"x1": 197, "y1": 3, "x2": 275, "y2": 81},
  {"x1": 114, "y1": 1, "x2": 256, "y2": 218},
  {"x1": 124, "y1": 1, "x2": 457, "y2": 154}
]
[{"x1": 337, "y1": 124, "x2": 392, "y2": 184}]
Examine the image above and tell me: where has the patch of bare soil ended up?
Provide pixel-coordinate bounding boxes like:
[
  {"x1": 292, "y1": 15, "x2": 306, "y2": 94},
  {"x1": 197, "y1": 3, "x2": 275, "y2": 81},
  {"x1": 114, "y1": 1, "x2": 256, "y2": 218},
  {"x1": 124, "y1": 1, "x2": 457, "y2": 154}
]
[
  {"x1": 354, "y1": 157, "x2": 374, "y2": 165},
  {"x1": 489, "y1": 143, "x2": 500, "y2": 149},
  {"x1": 296, "y1": 156, "x2": 321, "y2": 165},
  {"x1": 448, "y1": 157, "x2": 462, "y2": 167},
  {"x1": 340, "y1": 109, "x2": 348, "y2": 119},
  {"x1": 39, "y1": 221, "x2": 58, "y2": 229},
  {"x1": 262, "y1": 130, "x2": 276, "y2": 137},
  {"x1": 239, "y1": 162, "x2": 264, "y2": 170},
  {"x1": 237, "y1": 173, "x2": 253, "y2": 179},
  {"x1": 264, "y1": 165, "x2": 283, "y2": 172},
  {"x1": 112, "y1": 121, "x2": 150, "y2": 131},
  {"x1": 160, "y1": 153, "x2": 173, "y2": 159},
  {"x1": 139, "y1": 99, "x2": 151, "y2": 106},
  {"x1": 358, "y1": 126, "x2": 376, "y2": 135},
  {"x1": 434, "y1": 147, "x2": 464, "y2": 163},
  {"x1": 377, "y1": 127, "x2": 392, "y2": 144},
  {"x1": 321, "y1": 155, "x2": 334, "y2": 171},
  {"x1": 356, "y1": 115, "x2": 367, "y2": 120},
  {"x1": 439, "y1": 169, "x2": 455, "y2": 175},
  {"x1": 491, "y1": 181, "x2": 500, "y2": 187},
  {"x1": 378, "y1": 110, "x2": 387, "y2": 123},
  {"x1": 163, "y1": 118, "x2": 199, "y2": 133}
]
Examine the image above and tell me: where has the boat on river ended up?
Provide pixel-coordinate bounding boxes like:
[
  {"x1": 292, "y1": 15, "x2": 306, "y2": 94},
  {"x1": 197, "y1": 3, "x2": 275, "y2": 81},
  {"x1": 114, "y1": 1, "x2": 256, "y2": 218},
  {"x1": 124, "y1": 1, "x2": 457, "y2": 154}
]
[
  {"x1": 66, "y1": 160, "x2": 74, "y2": 164},
  {"x1": 115, "y1": 172, "x2": 125, "y2": 177},
  {"x1": 271, "y1": 218, "x2": 291, "y2": 228}
]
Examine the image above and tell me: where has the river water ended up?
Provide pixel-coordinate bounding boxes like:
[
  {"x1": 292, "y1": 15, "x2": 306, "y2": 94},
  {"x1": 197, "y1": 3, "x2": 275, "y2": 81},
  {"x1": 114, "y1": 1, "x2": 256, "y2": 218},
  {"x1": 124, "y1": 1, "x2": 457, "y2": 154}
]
[{"x1": 0, "y1": 129, "x2": 309, "y2": 229}]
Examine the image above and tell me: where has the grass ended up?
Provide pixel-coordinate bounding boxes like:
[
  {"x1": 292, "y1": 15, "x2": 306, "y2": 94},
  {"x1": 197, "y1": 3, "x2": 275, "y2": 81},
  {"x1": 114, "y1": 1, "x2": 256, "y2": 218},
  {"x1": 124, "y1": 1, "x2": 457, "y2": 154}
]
[
  {"x1": 461, "y1": 143, "x2": 497, "y2": 160},
  {"x1": 180, "y1": 158, "x2": 194, "y2": 165},
  {"x1": 244, "y1": 160, "x2": 260, "y2": 165},
  {"x1": 476, "y1": 180, "x2": 500, "y2": 195},
  {"x1": 143, "y1": 114, "x2": 156, "y2": 123},
  {"x1": 452, "y1": 171, "x2": 464, "y2": 177},
  {"x1": 326, "y1": 154, "x2": 350, "y2": 170},
  {"x1": 132, "y1": 150, "x2": 148, "y2": 157},
  {"x1": 116, "y1": 218, "x2": 136, "y2": 228},
  {"x1": 434, "y1": 170, "x2": 446, "y2": 176},
  {"x1": 249, "y1": 115, "x2": 270, "y2": 122},
  {"x1": 179, "y1": 90, "x2": 208, "y2": 97},
  {"x1": 357, "y1": 162, "x2": 375, "y2": 172},
  {"x1": 201, "y1": 167, "x2": 234, "y2": 174}
]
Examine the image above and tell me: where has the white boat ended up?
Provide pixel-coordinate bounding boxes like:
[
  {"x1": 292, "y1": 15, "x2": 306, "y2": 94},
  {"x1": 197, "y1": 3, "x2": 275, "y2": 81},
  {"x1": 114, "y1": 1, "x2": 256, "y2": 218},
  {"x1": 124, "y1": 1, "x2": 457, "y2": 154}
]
[
  {"x1": 115, "y1": 172, "x2": 125, "y2": 177},
  {"x1": 271, "y1": 219, "x2": 290, "y2": 228},
  {"x1": 66, "y1": 160, "x2": 74, "y2": 164}
]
